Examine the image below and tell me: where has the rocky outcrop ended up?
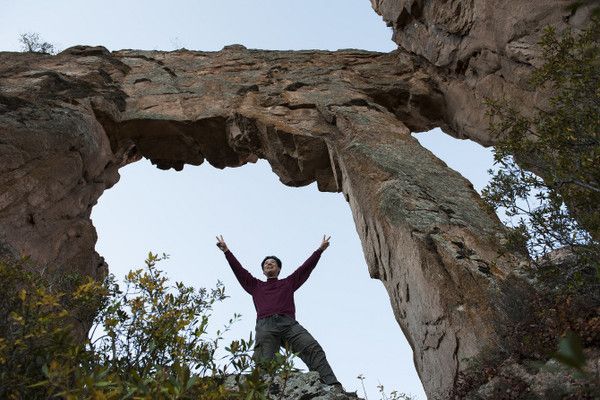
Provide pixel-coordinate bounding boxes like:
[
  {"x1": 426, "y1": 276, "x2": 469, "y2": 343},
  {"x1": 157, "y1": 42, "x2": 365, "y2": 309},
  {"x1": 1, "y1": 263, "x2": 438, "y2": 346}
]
[
  {"x1": 0, "y1": 49, "x2": 121, "y2": 278},
  {"x1": 461, "y1": 350, "x2": 600, "y2": 399},
  {"x1": 224, "y1": 371, "x2": 361, "y2": 400},
  {"x1": 371, "y1": 0, "x2": 598, "y2": 145},
  {"x1": 1, "y1": 3, "x2": 594, "y2": 398}
]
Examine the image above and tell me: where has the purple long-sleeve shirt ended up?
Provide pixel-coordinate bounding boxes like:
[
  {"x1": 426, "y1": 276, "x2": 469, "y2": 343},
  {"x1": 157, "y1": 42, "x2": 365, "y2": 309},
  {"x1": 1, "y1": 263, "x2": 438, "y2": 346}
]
[{"x1": 224, "y1": 248, "x2": 324, "y2": 320}]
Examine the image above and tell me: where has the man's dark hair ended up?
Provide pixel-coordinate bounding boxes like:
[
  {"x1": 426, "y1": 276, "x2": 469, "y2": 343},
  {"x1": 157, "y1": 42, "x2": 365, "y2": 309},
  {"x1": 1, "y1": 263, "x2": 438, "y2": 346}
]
[{"x1": 261, "y1": 255, "x2": 282, "y2": 270}]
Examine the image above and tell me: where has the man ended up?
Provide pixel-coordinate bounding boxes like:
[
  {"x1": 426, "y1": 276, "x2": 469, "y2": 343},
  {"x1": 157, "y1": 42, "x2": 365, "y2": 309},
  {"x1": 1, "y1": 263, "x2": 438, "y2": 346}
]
[{"x1": 216, "y1": 234, "x2": 344, "y2": 391}]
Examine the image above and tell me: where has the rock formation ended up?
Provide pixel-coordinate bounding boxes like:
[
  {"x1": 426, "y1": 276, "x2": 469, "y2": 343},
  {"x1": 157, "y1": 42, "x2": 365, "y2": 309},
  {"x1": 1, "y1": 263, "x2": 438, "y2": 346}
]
[
  {"x1": 0, "y1": 2, "x2": 595, "y2": 399},
  {"x1": 225, "y1": 371, "x2": 362, "y2": 400},
  {"x1": 371, "y1": 0, "x2": 597, "y2": 145}
]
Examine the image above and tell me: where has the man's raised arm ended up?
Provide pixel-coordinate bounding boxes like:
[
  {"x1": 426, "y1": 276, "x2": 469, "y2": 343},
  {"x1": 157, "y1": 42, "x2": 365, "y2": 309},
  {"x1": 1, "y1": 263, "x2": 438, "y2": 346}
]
[
  {"x1": 216, "y1": 235, "x2": 259, "y2": 295},
  {"x1": 289, "y1": 235, "x2": 330, "y2": 291}
]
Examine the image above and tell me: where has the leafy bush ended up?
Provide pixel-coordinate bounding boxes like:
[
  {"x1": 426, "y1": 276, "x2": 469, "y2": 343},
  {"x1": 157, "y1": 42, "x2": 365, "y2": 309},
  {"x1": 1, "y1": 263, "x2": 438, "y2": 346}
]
[
  {"x1": 0, "y1": 257, "x2": 100, "y2": 399},
  {"x1": 0, "y1": 253, "x2": 297, "y2": 399}
]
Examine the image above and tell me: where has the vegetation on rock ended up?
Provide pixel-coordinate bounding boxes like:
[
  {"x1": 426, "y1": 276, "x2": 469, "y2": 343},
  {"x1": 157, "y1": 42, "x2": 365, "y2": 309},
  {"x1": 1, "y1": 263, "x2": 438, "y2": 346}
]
[
  {"x1": 18, "y1": 32, "x2": 56, "y2": 54},
  {"x1": 482, "y1": 16, "x2": 600, "y2": 285},
  {"x1": 455, "y1": 14, "x2": 600, "y2": 400}
]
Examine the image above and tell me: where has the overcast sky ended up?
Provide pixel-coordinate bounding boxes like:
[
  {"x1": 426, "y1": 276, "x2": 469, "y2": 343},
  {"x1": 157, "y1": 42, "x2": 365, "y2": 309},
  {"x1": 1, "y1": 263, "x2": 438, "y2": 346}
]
[{"x1": 2, "y1": 1, "x2": 499, "y2": 399}]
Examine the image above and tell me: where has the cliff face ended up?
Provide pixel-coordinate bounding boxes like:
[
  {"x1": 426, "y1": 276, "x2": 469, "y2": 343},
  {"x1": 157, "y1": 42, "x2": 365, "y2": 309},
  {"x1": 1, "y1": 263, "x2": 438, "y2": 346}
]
[
  {"x1": 371, "y1": 0, "x2": 597, "y2": 145},
  {"x1": 0, "y1": 2, "x2": 593, "y2": 399}
]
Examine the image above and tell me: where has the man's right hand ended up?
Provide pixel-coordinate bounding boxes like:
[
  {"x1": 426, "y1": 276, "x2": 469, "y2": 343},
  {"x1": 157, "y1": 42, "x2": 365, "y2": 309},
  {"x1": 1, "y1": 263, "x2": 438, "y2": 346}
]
[{"x1": 216, "y1": 234, "x2": 229, "y2": 252}]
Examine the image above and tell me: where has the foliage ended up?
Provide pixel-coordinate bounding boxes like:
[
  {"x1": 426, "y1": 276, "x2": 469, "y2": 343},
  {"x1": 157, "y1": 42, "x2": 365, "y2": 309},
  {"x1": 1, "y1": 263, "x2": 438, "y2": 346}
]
[
  {"x1": 452, "y1": 327, "x2": 599, "y2": 399},
  {"x1": 92, "y1": 253, "x2": 225, "y2": 379},
  {"x1": 0, "y1": 253, "x2": 297, "y2": 399},
  {"x1": 375, "y1": 384, "x2": 415, "y2": 400},
  {"x1": 451, "y1": 263, "x2": 600, "y2": 398},
  {"x1": 18, "y1": 32, "x2": 56, "y2": 54},
  {"x1": 463, "y1": 14, "x2": 600, "y2": 399},
  {"x1": 357, "y1": 374, "x2": 417, "y2": 400},
  {"x1": 0, "y1": 257, "x2": 102, "y2": 399},
  {"x1": 482, "y1": 16, "x2": 600, "y2": 281}
]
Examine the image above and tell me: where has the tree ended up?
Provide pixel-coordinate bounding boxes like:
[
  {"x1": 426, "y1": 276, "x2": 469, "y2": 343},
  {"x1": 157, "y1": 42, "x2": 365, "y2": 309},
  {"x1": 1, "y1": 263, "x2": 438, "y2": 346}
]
[
  {"x1": 18, "y1": 32, "x2": 56, "y2": 54},
  {"x1": 482, "y1": 15, "x2": 600, "y2": 284}
]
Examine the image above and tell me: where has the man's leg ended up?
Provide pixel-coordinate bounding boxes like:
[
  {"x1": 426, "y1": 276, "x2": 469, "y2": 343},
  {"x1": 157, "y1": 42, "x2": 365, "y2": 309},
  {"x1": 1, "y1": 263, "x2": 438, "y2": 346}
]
[
  {"x1": 282, "y1": 318, "x2": 340, "y2": 385},
  {"x1": 253, "y1": 317, "x2": 282, "y2": 367}
]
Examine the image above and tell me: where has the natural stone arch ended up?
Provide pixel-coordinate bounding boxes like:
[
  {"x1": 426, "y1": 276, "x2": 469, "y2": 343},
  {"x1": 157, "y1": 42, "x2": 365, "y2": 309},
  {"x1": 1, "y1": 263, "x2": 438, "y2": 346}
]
[
  {"x1": 0, "y1": 46, "x2": 530, "y2": 400},
  {"x1": 2, "y1": 1, "x2": 595, "y2": 397}
]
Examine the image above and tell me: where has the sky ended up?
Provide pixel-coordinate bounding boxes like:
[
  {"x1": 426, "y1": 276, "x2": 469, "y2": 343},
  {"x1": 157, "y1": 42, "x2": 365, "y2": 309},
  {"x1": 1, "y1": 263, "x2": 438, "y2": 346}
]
[{"x1": 2, "y1": 1, "x2": 498, "y2": 399}]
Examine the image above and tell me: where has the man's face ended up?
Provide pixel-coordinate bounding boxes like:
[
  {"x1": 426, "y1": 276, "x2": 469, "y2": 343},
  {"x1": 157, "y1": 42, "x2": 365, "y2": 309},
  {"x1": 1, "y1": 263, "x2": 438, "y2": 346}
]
[{"x1": 262, "y1": 258, "x2": 280, "y2": 278}]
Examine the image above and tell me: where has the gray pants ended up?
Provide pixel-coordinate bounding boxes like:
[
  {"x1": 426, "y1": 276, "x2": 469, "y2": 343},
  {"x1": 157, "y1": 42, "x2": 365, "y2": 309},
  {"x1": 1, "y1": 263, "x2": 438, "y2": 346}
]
[{"x1": 254, "y1": 314, "x2": 340, "y2": 385}]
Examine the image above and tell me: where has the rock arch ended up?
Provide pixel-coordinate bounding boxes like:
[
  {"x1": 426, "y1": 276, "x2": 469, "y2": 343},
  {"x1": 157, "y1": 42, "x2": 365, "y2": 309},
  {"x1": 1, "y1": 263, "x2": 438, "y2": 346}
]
[
  {"x1": 0, "y1": 45, "x2": 531, "y2": 398},
  {"x1": 2, "y1": 1, "x2": 594, "y2": 396}
]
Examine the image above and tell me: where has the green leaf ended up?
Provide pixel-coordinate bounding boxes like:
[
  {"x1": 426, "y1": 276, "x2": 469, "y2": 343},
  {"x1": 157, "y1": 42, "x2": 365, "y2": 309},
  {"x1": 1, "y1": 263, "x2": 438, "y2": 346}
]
[{"x1": 27, "y1": 380, "x2": 49, "y2": 388}]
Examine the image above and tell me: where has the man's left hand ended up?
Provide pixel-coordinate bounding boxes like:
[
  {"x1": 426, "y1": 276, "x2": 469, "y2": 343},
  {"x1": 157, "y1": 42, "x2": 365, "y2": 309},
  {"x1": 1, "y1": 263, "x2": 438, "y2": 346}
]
[{"x1": 319, "y1": 235, "x2": 331, "y2": 251}]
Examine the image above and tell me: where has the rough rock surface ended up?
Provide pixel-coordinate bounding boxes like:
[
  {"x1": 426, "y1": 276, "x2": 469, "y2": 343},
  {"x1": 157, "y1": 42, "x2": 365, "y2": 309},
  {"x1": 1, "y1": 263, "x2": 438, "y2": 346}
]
[
  {"x1": 371, "y1": 0, "x2": 598, "y2": 145},
  {"x1": 466, "y1": 350, "x2": 600, "y2": 399},
  {"x1": 224, "y1": 371, "x2": 361, "y2": 400},
  {"x1": 0, "y1": 3, "x2": 593, "y2": 399}
]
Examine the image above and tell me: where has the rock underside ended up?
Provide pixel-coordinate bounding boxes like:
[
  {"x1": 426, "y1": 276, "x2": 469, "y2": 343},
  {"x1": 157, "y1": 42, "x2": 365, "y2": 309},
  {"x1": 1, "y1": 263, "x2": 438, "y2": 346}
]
[{"x1": 0, "y1": 1, "x2": 597, "y2": 399}]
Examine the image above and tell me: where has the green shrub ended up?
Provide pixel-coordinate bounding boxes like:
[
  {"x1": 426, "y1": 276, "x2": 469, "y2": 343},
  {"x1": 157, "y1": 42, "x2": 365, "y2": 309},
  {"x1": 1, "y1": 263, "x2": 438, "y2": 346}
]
[{"x1": 0, "y1": 253, "x2": 296, "y2": 399}]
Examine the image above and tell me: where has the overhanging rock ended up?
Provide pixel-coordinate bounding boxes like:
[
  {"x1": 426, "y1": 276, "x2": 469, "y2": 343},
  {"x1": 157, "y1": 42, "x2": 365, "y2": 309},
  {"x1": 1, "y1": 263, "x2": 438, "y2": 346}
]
[{"x1": 0, "y1": 44, "x2": 531, "y2": 399}]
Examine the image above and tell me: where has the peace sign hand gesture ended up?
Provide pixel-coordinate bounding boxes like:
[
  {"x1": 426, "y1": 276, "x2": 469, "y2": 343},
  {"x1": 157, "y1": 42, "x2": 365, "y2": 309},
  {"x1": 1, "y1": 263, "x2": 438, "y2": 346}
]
[
  {"x1": 319, "y1": 235, "x2": 331, "y2": 252},
  {"x1": 216, "y1": 234, "x2": 229, "y2": 253}
]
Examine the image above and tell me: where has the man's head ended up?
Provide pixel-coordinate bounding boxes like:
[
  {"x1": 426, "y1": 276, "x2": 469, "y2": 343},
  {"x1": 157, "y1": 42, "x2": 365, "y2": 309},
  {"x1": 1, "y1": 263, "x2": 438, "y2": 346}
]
[{"x1": 261, "y1": 255, "x2": 282, "y2": 279}]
